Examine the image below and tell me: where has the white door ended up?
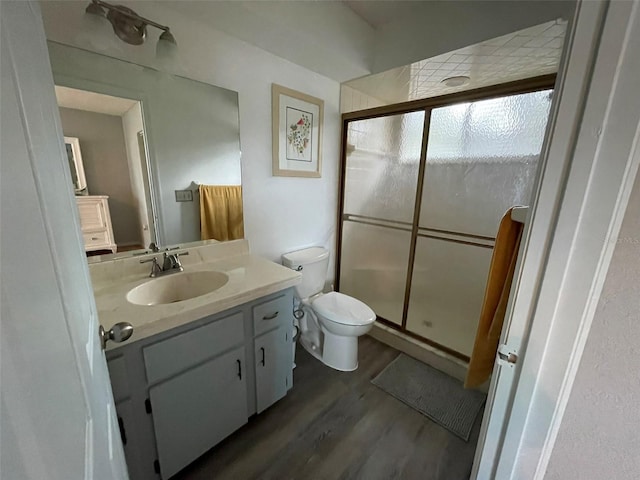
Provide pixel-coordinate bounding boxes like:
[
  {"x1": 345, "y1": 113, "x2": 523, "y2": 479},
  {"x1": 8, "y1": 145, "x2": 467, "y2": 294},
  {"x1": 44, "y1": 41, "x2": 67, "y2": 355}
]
[
  {"x1": 470, "y1": 3, "x2": 598, "y2": 475},
  {"x1": 0, "y1": 3, "x2": 128, "y2": 479},
  {"x1": 473, "y1": 1, "x2": 640, "y2": 478}
]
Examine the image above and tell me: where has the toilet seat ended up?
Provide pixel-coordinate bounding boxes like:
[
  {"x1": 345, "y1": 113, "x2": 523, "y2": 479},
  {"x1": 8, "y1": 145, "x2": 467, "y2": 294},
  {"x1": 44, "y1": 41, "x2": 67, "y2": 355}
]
[{"x1": 312, "y1": 292, "x2": 376, "y2": 326}]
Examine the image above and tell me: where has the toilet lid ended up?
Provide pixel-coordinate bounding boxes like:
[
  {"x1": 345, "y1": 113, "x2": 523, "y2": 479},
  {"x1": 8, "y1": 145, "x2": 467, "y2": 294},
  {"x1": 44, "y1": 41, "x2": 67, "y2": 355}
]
[{"x1": 312, "y1": 292, "x2": 376, "y2": 326}]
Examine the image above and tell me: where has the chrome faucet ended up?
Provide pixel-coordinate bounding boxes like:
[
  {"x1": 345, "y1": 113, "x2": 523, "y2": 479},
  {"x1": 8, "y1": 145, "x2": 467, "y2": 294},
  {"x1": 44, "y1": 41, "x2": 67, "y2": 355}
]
[
  {"x1": 162, "y1": 251, "x2": 186, "y2": 271},
  {"x1": 140, "y1": 251, "x2": 189, "y2": 278}
]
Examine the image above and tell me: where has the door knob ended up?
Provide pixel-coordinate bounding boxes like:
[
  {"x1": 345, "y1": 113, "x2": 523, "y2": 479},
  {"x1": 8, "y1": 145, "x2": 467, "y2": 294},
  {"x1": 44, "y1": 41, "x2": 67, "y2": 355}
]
[{"x1": 100, "y1": 322, "x2": 134, "y2": 350}]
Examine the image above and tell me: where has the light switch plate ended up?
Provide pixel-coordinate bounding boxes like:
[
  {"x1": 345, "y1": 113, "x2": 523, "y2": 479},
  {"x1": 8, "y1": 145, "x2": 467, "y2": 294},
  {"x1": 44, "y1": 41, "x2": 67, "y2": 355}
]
[{"x1": 175, "y1": 190, "x2": 193, "y2": 202}]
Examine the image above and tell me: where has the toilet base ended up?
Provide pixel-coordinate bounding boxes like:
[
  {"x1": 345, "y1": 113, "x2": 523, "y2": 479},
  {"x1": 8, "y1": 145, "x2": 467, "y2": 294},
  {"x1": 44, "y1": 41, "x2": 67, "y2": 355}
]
[
  {"x1": 299, "y1": 332, "x2": 359, "y2": 372},
  {"x1": 323, "y1": 332, "x2": 359, "y2": 371}
]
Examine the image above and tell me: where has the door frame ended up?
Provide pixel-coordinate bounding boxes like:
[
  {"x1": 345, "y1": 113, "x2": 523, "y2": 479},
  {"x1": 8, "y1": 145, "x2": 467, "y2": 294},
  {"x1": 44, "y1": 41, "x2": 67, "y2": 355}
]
[{"x1": 474, "y1": 0, "x2": 640, "y2": 478}]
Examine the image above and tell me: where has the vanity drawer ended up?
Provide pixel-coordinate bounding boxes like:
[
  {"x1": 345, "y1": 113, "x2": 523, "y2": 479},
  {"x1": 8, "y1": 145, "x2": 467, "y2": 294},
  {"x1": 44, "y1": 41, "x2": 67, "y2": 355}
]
[
  {"x1": 253, "y1": 294, "x2": 289, "y2": 336},
  {"x1": 82, "y1": 229, "x2": 109, "y2": 248},
  {"x1": 143, "y1": 311, "x2": 244, "y2": 385}
]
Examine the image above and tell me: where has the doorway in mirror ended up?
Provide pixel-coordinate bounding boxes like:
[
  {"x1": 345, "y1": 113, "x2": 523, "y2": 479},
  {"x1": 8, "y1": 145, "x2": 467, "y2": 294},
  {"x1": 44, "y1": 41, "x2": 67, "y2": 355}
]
[{"x1": 56, "y1": 85, "x2": 158, "y2": 254}]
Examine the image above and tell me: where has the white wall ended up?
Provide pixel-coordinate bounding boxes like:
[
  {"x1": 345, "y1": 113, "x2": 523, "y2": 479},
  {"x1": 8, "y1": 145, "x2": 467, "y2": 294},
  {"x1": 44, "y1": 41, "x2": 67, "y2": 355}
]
[
  {"x1": 159, "y1": 0, "x2": 374, "y2": 83},
  {"x1": 544, "y1": 169, "x2": 640, "y2": 479},
  {"x1": 41, "y1": 1, "x2": 341, "y2": 280}
]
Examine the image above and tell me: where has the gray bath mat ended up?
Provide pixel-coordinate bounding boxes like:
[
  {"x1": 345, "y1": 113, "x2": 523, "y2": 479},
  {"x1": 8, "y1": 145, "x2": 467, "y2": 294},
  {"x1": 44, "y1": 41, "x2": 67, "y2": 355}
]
[{"x1": 372, "y1": 354, "x2": 486, "y2": 441}]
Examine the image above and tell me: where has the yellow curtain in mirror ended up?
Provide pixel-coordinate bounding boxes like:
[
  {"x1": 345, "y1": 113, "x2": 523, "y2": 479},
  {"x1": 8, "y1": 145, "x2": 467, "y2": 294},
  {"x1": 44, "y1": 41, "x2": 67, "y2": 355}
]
[{"x1": 199, "y1": 185, "x2": 244, "y2": 241}]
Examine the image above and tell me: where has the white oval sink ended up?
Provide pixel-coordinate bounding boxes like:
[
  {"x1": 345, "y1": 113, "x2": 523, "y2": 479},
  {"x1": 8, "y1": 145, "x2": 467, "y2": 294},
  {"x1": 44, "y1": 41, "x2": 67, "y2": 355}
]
[{"x1": 126, "y1": 271, "x2": 229, "y2": 306}]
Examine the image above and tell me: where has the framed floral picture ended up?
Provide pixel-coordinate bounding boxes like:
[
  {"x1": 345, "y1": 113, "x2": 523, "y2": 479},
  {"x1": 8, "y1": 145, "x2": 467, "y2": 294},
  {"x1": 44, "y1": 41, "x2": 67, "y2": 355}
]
[{"x1": 272, "y1": 84, "x2": 324, "y2": 177}]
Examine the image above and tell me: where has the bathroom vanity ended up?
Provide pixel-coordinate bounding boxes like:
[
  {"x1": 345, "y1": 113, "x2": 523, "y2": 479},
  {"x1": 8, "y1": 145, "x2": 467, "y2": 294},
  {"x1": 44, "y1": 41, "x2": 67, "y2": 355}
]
[
  {"x1": 91, "y1": 241, "x2": 300, "y2": 479},
  {"x1": 76, "y1": 195, "x2": 117, "y2": 254}
]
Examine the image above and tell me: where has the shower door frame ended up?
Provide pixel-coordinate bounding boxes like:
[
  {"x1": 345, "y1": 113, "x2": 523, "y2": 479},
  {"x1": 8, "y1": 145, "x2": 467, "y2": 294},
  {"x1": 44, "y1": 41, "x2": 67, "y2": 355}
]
[{"x1": 336, "y1": 74, "x2": 557, "y2": 361}]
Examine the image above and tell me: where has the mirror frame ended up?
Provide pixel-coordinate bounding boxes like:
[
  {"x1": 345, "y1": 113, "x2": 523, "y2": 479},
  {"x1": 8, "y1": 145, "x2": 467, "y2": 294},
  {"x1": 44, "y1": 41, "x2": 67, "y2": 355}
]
[{"x1": 64, "y1": 136, "x2": 88, "y2": 194}]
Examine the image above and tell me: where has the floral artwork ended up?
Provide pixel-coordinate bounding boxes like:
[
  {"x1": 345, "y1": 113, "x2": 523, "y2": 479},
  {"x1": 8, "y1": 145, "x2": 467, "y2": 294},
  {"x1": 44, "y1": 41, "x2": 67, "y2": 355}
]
[
  {"x1": 273, "y1": 84, "x2": 323, "y2": 177},
  {"x1": 285, "y1": 108, "x2": 313, "y2": 162}
]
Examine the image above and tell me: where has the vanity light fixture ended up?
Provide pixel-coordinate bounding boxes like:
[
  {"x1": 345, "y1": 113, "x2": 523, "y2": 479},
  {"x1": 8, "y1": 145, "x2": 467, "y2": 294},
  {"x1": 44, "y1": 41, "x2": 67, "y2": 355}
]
[
  {"x1": 441, "y1": 75, "x2": 471, "y2": 87},
  {"x1": 85, "y1": 0, "x2": 177, "y2": 48}
]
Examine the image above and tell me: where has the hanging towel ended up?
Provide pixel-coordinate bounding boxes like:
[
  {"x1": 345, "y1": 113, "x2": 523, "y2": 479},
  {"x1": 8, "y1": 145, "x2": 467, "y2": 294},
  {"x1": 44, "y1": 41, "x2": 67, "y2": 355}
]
[
  {"x1": 199, "y1": 185, "x2": 244, "y2": 241},
  {"x1": 465, "y1": 208, "x2": 524, "y2": 389}
]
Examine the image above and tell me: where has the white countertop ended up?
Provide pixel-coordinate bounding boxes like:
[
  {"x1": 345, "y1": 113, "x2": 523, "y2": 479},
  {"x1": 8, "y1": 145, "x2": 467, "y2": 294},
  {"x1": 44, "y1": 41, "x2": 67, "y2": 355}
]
[{"x1": 93, "y1": 246, "x2": 301, "y2": 350}]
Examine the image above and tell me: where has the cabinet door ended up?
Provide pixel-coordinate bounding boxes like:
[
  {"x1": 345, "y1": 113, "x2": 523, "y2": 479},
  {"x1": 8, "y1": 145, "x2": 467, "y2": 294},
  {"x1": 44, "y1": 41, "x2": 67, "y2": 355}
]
[
  {"x1": 114, "y1": 399, "x2": 149, "y2": 480},
  {"x1": 149, "y1": 347, "x2": 247, "y2": 479},
  {"x1": 255, "y1": 327, "x2": 290, "y2": 413},
  {"x1": 76, "y1": 197, "x2": 107, "y2": 230}
]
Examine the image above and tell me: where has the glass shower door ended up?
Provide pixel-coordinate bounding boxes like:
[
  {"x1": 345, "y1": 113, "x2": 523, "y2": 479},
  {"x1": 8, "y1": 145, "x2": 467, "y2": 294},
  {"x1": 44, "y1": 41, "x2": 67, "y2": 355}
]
[
  {"x1": 405, "y1": 90, "x2": 553, "y2": 357},
  {"x1": 340, "y1": 111, "x2": 425, "y2": 325}
]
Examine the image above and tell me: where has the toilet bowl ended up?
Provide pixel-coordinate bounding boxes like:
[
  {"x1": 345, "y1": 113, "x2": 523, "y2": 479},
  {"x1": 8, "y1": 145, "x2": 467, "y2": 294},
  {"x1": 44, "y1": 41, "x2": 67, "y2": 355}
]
[{"x1": 282, "y1": 247, "x2": 376, "y2": 371}]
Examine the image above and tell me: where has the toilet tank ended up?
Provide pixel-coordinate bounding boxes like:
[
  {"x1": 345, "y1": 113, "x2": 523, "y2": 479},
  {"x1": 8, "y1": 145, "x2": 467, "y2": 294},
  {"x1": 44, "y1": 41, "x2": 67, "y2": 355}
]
[{"x1": 282, "y1": 247, "x2": 329, "y2": 299}]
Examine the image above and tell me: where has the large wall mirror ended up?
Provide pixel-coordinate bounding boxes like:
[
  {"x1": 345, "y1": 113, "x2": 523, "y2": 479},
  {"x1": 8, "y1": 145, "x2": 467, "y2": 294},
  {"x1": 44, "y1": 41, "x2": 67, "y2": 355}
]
[{"x1": 48, "y1": 41, "x2": 243, "y2": 261}]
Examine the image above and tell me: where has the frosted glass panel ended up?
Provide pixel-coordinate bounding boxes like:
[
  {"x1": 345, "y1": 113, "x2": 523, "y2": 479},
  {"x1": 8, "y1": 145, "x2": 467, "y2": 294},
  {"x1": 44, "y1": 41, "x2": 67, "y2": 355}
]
[
  {"x1": 419, "y1": 90, "x2": 552, "y2": 236},
  {"x1": 406, "y1": 237, "x2": 492, "y2": 356},
  {"x1": 344, "y1": 111, "x2": 425, "y2": 223},
  {"x1": 340, "y1": 221, "x2": 412, "y2": 325}
]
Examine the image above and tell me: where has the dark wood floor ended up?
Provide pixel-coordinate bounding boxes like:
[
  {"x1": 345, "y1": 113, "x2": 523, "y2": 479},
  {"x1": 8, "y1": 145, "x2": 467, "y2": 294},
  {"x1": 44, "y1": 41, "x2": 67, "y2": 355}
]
[{"x1": 175, "y1": 336, "x2": 482, "y2": 480}]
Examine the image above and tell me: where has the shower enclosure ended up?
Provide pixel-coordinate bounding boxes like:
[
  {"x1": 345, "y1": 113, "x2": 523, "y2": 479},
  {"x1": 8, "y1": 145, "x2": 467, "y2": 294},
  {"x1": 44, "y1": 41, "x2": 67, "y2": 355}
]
[{"x1": 337, "y1": 77, "x2": 554, "y2": 360}]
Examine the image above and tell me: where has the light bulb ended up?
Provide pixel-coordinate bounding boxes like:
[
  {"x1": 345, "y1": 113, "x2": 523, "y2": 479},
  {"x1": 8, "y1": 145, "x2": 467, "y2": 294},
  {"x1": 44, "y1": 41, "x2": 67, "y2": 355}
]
[
  {"x1": 78, "y1": 9, "x2": 120, "y2": 53},
  {"x1": 155, "y1": 30, "x2": 179, "y2": 70}
]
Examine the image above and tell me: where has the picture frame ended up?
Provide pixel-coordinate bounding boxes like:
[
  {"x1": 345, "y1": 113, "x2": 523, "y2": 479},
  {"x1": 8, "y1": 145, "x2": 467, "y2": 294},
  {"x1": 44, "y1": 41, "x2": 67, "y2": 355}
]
[
  {"x1": 64, "y1": 136, "x2": 88, "y2": 194},
  {"x1": 272, "y1": 84, "x2": 324, "y2": 178}
]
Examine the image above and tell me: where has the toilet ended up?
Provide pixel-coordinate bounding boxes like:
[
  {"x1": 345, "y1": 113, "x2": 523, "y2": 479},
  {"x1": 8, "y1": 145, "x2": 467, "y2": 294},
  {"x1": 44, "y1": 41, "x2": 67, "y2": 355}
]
[{"x1": 282, "y1": 247, "x2": 376, "y2": 371}]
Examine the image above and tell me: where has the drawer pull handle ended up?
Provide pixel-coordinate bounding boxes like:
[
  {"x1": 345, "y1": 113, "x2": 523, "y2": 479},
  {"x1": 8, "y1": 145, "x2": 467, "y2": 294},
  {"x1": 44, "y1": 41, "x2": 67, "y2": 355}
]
[
  {"x1": 260, "y1": 347, "x2": 265, "y2": 366},
  {"x1": 118, "y1": 416, "x2": 127, "y2": 445},
  {"x1": 263, "y1": 311, "x2": 279, "y2": 320},
  {"x1": 91, "y1": 237, "x2": 99, "y2": 241},
  {"x1": 237, "y1": 359, "x2": 242, "y2": 380}
]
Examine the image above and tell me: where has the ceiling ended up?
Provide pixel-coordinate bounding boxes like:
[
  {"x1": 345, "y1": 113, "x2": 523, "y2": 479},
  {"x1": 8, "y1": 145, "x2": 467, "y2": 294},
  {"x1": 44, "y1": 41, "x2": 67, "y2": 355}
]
[
  {"x1": 343, "y1": 0, "x2": 424, "y2": 29},
  {"x1": 55, "y1": 86, "x2": 138, "y2": 116},
  {"x1": 344, "y1": 19, "x2": 567, "y2": 105}
]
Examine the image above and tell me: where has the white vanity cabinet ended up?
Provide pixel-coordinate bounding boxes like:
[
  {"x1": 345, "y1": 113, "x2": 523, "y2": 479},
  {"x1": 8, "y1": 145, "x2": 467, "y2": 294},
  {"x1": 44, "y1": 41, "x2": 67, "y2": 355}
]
[
  {"x1": 149, "y1": 347, "x2": 248, "y2": 479},
  {"x1": 76, "y1": 195, "x2": 117, "y2": 253},
  {"x1": 106, "y1": 288, "x2": 295, "y2": 480},
  {"x1": 143, "y1": 311, "x2": 248, "y2": 479},
  {"x1": 252, "y1": 294, "x2": 294, "y2": 413}
]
